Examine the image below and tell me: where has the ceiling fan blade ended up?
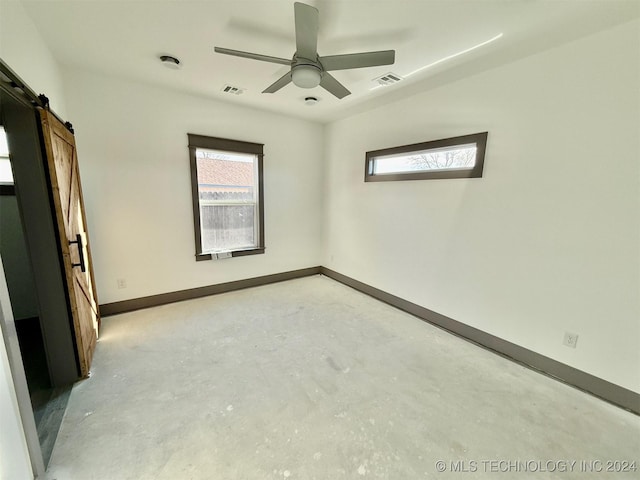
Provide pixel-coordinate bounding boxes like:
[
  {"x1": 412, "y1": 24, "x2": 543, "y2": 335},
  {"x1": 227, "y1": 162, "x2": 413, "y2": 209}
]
[
  {"x1": 214, "y1": 47, "x2": 291, "y2": 66},
  {"x1": 294, "y1": 2, "x2": 319, "y2": 60},
  {"x1": 320, "y1": 73, "x2": 351, "y2": 99},
  {"x1": 320, "y1": 50, "x2": 395, "y2": 71},
  {"x1": 262, "y1": 72, "x2": 293, "y2": 94}
]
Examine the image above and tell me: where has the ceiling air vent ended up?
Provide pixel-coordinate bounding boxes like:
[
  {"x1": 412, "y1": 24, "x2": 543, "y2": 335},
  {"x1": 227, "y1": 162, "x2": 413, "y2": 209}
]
[
  {"x1": 221, "y1": 84, "x2": 244, "y2": 95},
  {"x1": 373, "y1": 72, "x2": 403, "y2": 86}
]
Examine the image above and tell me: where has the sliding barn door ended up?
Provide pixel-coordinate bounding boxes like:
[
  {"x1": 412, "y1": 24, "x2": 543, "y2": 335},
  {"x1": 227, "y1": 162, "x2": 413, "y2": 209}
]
[{"x1": 39, "y1": 109, "x2": 99, "y2": 378}]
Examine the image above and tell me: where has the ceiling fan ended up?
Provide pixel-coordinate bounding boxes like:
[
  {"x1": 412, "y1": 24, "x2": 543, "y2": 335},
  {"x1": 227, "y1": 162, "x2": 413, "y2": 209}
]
[{"x1": 214, "y1": 2, "x2": 396, "y2": 99}]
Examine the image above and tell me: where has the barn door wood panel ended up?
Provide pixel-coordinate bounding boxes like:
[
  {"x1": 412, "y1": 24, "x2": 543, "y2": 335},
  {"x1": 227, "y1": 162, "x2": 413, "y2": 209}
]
[{"x1": 39, "y1": 108, "x2": 99, "y2": 378}]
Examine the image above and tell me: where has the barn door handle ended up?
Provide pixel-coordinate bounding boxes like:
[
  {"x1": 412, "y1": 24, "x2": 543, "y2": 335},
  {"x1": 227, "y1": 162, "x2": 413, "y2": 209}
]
[{"x1": 69, "y1": 234, "x2": 86, "y2": 272}]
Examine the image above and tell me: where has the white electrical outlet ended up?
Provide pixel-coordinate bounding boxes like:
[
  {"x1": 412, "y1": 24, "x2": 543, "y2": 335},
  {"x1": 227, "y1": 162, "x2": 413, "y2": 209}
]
[
  {"x1": 117, "y1": 278, "x2": 127, "y2": 289},
  {"x1": 563, "y1": 331, "x2": 579, "y2": 348}
]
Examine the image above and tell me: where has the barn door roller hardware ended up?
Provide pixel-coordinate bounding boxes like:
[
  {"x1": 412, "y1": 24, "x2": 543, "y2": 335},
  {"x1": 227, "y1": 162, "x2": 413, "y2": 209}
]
[{"x1": 0, "y1": 58, "x2": 74, "y2": 133}]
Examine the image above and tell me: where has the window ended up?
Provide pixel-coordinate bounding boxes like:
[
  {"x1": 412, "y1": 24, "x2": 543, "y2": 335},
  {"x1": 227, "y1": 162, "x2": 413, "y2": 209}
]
[
  {"x1": 365, "y1": 132, "x2": 488, "y2": 182},
  {"x1": 188, "y1": 134, "x2": 264, "y2": 261},
  {"x1": 0, "y1": 126, "x2": 13, "y2": 184}
]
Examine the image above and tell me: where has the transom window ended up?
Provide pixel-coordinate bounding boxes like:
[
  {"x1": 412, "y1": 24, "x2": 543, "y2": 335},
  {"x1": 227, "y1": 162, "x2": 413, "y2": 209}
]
[
  {"x1": 365, "y1": 132, "x2": 488, "y2": 182},
  {"x1": 188, "y1": 134, "x2": 264, "y2": 261}
]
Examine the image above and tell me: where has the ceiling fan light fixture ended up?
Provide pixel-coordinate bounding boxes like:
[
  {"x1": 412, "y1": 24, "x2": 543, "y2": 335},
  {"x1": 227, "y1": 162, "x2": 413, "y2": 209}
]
[{"x1": 291, "y1": 64, "x2": 321, "y2": 88}]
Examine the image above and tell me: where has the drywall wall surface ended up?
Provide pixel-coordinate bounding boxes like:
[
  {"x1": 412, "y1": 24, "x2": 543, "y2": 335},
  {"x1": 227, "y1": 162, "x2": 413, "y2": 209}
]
[
  {"x1": 0, "y1": 258, "x2": 32, "y2": 480},
  {"x1": 0, "y1": 0, "x2": 67, "y2": 116},
  {"x1": 62, "y1": 68, "x2": 324, "y2": 304},
  {"x1": 323, "y1": 19, "x2": 640, "y2": 393},
  {"x1": 0, "y1": 196, "x2": 38, "y2": 320}
]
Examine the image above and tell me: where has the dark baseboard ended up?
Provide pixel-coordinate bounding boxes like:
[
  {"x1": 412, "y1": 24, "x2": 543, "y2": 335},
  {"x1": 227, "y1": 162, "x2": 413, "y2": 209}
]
[
  {"x1": 0, "y1": 184, "x2": 16, "y2": 196},
  {"x1": 100, "y1": 266, "x2": 321, "y2": 316},
  {"x1": 320, "y1": 267, "x2": 640, "y2": 416},
  {"x1": 99, "y1": 264, "x2": 639, "y2": 415}
]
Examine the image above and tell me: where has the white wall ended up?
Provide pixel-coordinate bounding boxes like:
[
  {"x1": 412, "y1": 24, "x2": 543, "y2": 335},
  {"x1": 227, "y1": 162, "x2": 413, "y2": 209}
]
[
  {"x1": 323, "y1": 19, "x2": 640, "y2": 393},
  {"x1": 62, "y1": 69, "x2": 324, "y2": 304},
  {"x1": 0, "y1": 0, "x2": 67, "y2": 116},
  {"x1": 0, "y1": 262, "x2": 32, "y2": 480}
]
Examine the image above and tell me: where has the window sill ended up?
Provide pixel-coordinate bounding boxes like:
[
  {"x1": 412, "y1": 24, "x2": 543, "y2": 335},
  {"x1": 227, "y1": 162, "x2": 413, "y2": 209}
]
[{"x1": 196, "y1": 247, "x2": 265, "y2": 262}]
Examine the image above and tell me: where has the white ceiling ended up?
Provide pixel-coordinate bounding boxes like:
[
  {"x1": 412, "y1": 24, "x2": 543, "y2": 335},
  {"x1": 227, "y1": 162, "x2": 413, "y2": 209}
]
[{"x1": 20, "y1": 0, "x2": 640, "y2": 123}]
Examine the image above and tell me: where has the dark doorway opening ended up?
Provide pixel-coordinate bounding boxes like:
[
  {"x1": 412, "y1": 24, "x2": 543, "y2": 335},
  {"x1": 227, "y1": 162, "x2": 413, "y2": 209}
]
[{"x1": 14, "y1": 317, "x2": 72, "y2": 466}]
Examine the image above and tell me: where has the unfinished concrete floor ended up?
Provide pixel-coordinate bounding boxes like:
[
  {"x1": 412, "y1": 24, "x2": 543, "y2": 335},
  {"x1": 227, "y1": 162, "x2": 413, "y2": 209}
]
[{"x1": 45, "y1": 276, "x2": 639, "y2": 479}]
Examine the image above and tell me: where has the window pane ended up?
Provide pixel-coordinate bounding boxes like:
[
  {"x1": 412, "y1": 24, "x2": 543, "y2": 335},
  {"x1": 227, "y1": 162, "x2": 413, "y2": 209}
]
[
  {"x1": 196, "y1": 148, "x2": 258, "y2": 253},
  {"x1": 372, "y1": 144, "x2": 477, "y2": 175},
  {"x1": 0, "y1": 127, "x2": 12, "y2": 184},
  {"x1": 0, "y1": 158, "x2": 13, "y2": 184},
  {"x1": 200, "y1": 205, "x2": 255, "y2": 252},
  {"x1": 0, "y1": 127, "x2": 8, "y2": 156},
  {"x1": 365, "y1": 132, "x2": 487, "y2": 182}
]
